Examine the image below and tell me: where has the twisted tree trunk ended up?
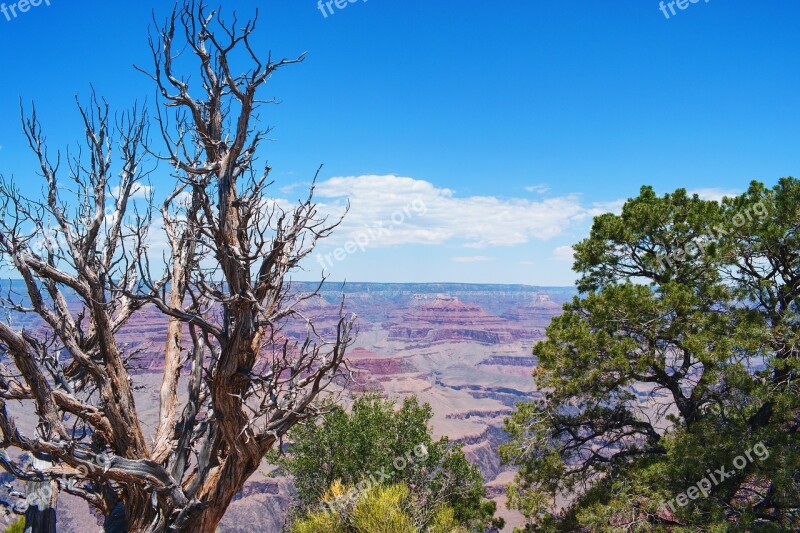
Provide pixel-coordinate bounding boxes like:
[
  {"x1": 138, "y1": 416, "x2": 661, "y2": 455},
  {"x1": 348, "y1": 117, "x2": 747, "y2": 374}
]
[
  {"x1": 24, "y1": 453, "x2": 56, "y2": 533},
  {"x1": 0, "y1": 3, "x2": 354, "y2": 531}
]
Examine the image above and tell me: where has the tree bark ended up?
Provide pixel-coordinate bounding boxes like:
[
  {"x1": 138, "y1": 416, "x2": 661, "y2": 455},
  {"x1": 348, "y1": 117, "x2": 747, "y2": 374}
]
[
  {"x1": 0, "y1": 4, "x2": 354, "y2": 531},
  {"x1": 23, "y1": 453, "x2": 57, "y2": 533}
]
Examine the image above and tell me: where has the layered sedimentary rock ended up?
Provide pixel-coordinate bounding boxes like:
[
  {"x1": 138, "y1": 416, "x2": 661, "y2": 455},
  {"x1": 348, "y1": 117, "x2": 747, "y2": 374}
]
[
  {"x1": 1, "y1": 282, "x2": 572, "y2": 532},
  {"x1": 387, "y1": 295, "x2": 532, "y2": 345}
]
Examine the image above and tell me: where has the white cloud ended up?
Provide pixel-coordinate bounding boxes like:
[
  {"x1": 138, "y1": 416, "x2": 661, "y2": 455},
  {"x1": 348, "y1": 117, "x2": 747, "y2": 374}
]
[
  {"x1": 524, "y1": 184, "x2": 550, "y2": 194},
  {"x1": 279, "y1": 182, "x2": 304, "y2": 195},
  {"x1": 586, "y1": 199, "x2": 626, "y2": 217},
  {"x1": 553, "y1": 245, "x2": 576, "y2": 262},
  {"x1": 451, "y1": 256, "x2": 494, "y2": 263},
  {"x1": 687, "y1": 188, "x2": 740, "y2": 202},
  {"x1": 314, "y1": 175, "x2": 608, "y2": 249},
  {"x1": 111, "y1": 183, "x2": 153, "y2": 200}
]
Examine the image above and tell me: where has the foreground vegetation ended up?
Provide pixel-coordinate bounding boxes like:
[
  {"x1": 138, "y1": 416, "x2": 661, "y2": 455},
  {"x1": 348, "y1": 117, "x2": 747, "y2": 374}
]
[
  {"x1": 292, "y1": 482, "x2": 468, "y2": 533},
  {"x1": 273, "y1": 393, "x2": 503, "y2": 532},
  {"x1": 502, "y1": 179, "x2": 800, "y2": 531},
  {"x1": 2, "y1": 519, "x2": 24, "y2": 533}
]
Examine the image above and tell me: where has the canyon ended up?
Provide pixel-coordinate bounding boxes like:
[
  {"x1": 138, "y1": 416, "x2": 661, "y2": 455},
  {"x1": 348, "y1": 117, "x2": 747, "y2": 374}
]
[{"x1": 1, "y1": 282, "x2": 574, "y2": 532}]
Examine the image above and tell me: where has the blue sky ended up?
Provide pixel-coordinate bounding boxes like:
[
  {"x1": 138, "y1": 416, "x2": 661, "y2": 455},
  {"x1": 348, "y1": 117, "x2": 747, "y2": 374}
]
[{"x1": 0, "y1": 0, "x2": 798, "y2": 285}]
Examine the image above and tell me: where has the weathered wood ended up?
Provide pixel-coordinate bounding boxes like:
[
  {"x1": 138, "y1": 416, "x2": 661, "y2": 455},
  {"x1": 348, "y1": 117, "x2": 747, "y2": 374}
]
[
  {"x1": 23, "y1": 453, "x2": 56, "y2": 533},
  {"x1": 0, "y1": 4, "x2": 354, "y2": 532}
]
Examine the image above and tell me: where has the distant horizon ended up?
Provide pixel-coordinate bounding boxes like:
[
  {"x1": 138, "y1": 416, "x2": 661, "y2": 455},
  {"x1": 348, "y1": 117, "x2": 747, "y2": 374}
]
[{"x1": 0, "y1": 277, "x2": 577, "y2": 290}]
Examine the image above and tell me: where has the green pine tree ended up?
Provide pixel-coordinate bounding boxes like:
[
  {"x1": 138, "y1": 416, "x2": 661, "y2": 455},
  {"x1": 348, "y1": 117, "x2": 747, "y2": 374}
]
[{"x1": 501, "y1": 180, "x2": 800, "y2": 531}]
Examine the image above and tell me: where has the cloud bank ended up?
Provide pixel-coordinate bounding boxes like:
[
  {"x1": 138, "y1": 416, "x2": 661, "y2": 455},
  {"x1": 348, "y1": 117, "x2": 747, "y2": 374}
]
[{"x1": 314, "y1": 175, "x2": 617, "y2": 249}]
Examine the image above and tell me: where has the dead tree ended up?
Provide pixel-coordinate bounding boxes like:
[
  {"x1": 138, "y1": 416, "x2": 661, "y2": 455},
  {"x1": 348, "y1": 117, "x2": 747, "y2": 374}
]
[{"x1": 0, "y1": 3, "x2": 354, "y2": 532}]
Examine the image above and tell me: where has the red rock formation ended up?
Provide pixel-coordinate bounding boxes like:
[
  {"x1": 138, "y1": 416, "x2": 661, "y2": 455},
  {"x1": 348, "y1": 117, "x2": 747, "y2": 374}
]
[
  {"x1": 2, "y1": 283, "x2": 571, "y2": 532},
  {"x1": 387, "y1": 295, "x2": 533, "y2": 345}
]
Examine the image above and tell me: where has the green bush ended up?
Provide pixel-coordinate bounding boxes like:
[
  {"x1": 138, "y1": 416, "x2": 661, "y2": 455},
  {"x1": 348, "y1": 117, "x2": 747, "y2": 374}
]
[
  {"x1": 273, "y1": 393, "x2": 503, "y2": 532},
  {"x1": 4, "y1": 518, "x2": 25, "y2": 533},
  {"x1": 292, "y1": 482, "x2": 467, "y2": 533}
]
